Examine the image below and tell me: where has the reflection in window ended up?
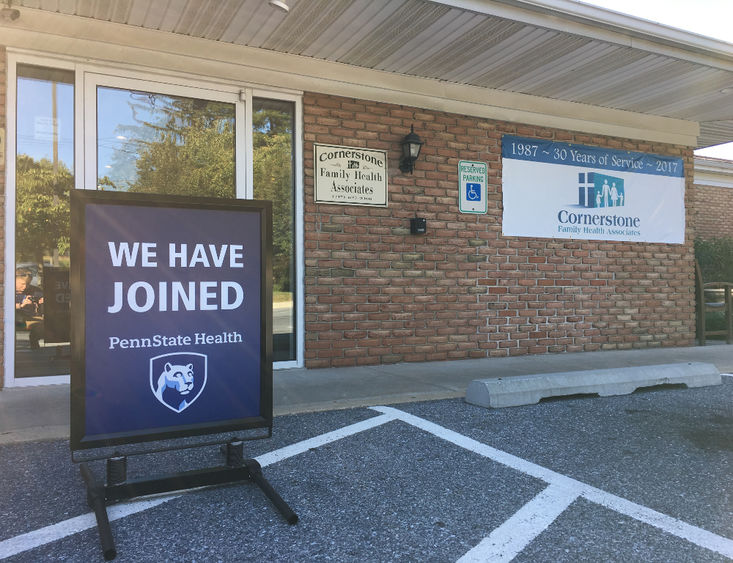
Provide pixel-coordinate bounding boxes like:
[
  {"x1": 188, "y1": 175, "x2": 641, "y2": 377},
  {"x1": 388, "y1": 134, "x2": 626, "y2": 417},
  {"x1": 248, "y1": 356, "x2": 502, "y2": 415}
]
[
  {"x1": 253, "y1": 98, "x2": 296, "y2": 362},
  {"x1": 15, "y1": 65, "x2": 74, "y2": 377},
  {"x1": 97, "y1": 87, "x2": 236, "y2": 197}
]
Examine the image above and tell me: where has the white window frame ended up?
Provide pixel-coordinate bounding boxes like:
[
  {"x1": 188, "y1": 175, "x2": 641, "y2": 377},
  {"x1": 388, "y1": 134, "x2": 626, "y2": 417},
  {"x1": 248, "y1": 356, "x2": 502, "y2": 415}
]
[
  {"x1": 82, "y1": 71, "x2": 246, "y2": 196},
  {"x1": 252, "y1": 88, "x2": 305, "y2": 370},
  {"x1": 4, "y1": 53, "x2": 304, "y2": 387},
  {"x1": 4, "y1": 52, "x2": 78, "y2": 387}
]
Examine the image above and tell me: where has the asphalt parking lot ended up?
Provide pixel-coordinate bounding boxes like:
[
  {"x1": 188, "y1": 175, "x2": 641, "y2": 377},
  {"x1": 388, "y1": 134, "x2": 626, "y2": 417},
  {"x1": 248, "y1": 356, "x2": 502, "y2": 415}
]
[{"x1": 1, "y1": 377, "x2": 731, "y2": 562}]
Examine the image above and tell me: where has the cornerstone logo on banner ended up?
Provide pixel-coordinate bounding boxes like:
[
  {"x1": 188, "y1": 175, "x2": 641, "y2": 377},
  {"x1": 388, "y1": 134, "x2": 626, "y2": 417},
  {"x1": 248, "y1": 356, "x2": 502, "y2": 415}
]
[
  {"x1": 578, "y1": 173, "x2": 625, "y2": 209},
  {"x1": 501, "y1": 135, "x2": 685, "y2": 243}
]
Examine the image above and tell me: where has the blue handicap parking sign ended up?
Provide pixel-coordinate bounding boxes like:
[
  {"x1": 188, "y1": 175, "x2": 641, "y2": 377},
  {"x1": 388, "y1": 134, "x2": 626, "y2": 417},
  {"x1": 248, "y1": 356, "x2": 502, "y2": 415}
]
[{"x1": 466, "y1": 182, "x2": 481, "y2": 201}]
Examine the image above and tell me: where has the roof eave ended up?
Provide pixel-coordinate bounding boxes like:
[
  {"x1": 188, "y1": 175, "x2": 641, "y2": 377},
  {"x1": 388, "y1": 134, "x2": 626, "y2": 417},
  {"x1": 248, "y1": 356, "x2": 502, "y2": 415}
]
[{"x1": 434, "y1": 0, "x2": 733, "y2": 70}]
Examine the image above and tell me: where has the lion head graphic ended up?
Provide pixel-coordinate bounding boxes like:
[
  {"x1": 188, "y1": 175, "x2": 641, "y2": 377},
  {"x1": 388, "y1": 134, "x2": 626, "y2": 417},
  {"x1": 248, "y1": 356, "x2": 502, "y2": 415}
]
[{"x1": 150, "y1": 353, "x2": 207, "y2": 413}]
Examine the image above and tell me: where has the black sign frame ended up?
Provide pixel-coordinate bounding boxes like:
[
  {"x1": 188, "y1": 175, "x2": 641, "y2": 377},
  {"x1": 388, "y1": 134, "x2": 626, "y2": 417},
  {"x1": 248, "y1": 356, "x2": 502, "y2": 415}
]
[{"x1": 70, "y1": 191, "x2": 273, "y2": 453}]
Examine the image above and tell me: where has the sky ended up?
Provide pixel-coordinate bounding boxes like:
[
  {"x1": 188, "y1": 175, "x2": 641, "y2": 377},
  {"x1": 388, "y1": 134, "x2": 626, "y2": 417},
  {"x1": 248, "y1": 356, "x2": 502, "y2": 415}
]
[{"x1": 578, "y1": 0, "x2": 733, "y2": 160}]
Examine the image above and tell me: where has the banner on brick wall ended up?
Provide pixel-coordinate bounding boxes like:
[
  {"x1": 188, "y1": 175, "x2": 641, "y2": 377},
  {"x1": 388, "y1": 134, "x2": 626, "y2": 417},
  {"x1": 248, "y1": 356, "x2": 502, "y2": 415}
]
[{"x1": 501, "y1": 135, "x2": 685, "y2": 244}]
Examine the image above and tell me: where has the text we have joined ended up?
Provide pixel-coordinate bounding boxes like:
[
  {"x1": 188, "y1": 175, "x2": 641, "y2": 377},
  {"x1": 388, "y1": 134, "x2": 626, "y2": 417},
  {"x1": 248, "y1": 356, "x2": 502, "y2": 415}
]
[{"x1": 105, "y1": 242, "x2": 248, "y2": 314}]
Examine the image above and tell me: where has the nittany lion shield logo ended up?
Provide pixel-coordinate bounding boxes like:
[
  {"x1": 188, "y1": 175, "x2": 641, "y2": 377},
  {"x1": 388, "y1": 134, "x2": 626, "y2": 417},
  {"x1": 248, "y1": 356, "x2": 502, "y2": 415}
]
[{"x1": 149, "y1": 353, "x2": 207, "y2": 413}]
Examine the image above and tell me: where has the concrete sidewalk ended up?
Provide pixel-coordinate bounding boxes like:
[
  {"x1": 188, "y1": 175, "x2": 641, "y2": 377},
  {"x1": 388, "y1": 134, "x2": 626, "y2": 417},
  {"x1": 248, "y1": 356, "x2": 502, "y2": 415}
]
[{"x1": 1, "y1": 344, "x2": 732, "y2": 444}]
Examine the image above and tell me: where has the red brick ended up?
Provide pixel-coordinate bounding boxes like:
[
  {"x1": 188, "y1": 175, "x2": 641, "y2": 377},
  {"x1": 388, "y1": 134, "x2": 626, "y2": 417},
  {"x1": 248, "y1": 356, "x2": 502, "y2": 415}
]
[{"x1": 300, "y1": 92, "x2": 695, "y2": 368}]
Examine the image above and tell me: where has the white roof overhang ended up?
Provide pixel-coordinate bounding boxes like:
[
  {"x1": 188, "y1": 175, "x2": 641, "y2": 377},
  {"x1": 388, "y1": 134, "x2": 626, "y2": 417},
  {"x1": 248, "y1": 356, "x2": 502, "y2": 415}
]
[
  {"x1": 694, "y1": 156, "x2": 733, "y2": 188},
  {"x1": 2, "y1": 0, "x2": 732, "y2": 148}
]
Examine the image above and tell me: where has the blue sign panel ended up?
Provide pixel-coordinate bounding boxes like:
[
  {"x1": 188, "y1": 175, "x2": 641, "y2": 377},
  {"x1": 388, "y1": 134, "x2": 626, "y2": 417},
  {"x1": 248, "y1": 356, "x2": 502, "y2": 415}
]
[
  {"x1": 466, "y1": 183, "x2": 482, "y2": 202},
  {"x1": 70, "y1": 192, "x2": 272, "y2": 451},
  {"x1": 502, "y1": 135, "x2": 684, "y2": 177}
]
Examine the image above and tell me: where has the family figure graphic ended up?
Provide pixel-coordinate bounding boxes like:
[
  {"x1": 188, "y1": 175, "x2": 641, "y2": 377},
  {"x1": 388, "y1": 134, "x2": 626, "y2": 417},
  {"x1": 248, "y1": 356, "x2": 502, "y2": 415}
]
[
  {"x1": 597, "y1": 179, "x2": 624, "y2": 207},
  {"x1": 578, "y1": 172, "x2": 625, "y2": 209}
]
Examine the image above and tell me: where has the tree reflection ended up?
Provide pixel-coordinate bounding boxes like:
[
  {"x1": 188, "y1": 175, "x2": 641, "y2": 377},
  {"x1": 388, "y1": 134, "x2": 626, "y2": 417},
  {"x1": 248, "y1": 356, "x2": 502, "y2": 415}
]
[
  {"x1": 102, "y1": 91, "x2": 236, "y2": 198},
  {"x1": 99, "y1": 90, "x2": 296, "y2": 360},
  {"x1": 253, "y1": 105, "x2": 294, "y2": 294},
  {"x1": 15, "y1": 154, "x2": 72, "y2": 265},
  {"x1": 15, "y1": 154, "x2": 72, "y2": 376}
]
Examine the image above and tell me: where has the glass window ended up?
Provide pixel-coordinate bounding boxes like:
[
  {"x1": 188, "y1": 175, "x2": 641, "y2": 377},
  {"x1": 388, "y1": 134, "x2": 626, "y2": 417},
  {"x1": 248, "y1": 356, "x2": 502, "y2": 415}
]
[
  {"x1": 97, "y1": 87, "x2": 236, "y2": 197},
  {"x1": 253, "y1": 98, "x2": 296, "y2": 362},
  {"x1": 15, "y1": 65, "x2": 74, "y2": 378},
  {"x1": 11, "y1": 66, "x2": 301, "y2": 381}
]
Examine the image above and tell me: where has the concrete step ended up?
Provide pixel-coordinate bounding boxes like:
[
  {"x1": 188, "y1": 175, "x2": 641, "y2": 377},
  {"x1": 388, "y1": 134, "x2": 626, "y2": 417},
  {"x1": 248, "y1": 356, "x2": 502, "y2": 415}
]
[{"x1": 465, "y1": 362, "x2": 722, "y2": 409}]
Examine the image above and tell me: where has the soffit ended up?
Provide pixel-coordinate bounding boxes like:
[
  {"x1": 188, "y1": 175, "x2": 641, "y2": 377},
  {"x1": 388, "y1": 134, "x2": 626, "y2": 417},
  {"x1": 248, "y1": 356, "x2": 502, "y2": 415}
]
[{"x1": 11, "y1": 0, "x2": 733, "y2": 148}]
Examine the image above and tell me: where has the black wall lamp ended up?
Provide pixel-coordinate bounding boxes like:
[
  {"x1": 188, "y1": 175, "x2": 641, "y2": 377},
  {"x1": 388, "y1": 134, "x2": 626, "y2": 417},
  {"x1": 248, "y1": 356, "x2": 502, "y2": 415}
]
[{"x1": 399, "y1": 125, "x2": 423, "y2": 174}]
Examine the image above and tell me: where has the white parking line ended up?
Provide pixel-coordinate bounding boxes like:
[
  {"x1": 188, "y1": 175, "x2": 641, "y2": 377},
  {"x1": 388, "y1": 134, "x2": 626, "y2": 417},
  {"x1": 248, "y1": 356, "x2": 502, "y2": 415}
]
[
  {"x1": 0, "y1": 413, "x2": 397, "y2": 560},
  {"x1": 0, "y1": 496, "x2": 175, "y2": 560},
  {"x1": 583, "y1": 488, "x2": 733, "y2": 557},
  {"x1": 256, "y1": 412, "x2": 397, "y2": 467},
  {"x1": 2, "y1": 406, "x2": 731, "y2": 561},
  {"x1": 371, "y1": 406, "x2": 733, "y2": 561},
  {"x1": 457, "y1": 483, "x2": 580, "y2": 563}
]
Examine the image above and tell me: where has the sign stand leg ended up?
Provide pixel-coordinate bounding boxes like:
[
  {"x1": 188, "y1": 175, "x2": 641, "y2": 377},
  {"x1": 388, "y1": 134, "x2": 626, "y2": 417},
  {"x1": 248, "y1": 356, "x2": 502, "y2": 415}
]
[
  {"x1": 78, "y1": 442, "x2": 297, "y2": 560},
  {"x1": 225, "y1": 441, "x2": 299, "y2": 525},
  {"x1": 106, "y1": 455, "x2": 127, "y2": 485},
  {"x1": 79, "y1": 462, "x2": 117, "y2": 561}
]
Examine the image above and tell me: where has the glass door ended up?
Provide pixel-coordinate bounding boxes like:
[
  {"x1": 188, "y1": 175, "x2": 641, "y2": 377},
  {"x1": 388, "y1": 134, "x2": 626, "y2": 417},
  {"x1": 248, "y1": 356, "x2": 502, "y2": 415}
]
[
  {"x1": 13, "y1": 65, "x2": 75, "y2": 380},
  {"x1": 86, "y1": 75, "x2": 242, "y2": 197},
  {"x1": 86, "y1": 75, "x2": 299, "y2": 364},
  {"x1": 8, "y1": 64, "x2": 303, "y2": 386},
  {"x1": 253, "y1": 98, "x2": 297, "y2": 363}
]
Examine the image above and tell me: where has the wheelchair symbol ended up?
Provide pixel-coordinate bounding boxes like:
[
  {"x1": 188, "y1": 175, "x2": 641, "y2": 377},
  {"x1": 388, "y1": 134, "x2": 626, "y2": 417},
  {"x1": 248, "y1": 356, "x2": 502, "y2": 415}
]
[{"x1": 466, "y1": 183, "x2": 481, "y2": 201}]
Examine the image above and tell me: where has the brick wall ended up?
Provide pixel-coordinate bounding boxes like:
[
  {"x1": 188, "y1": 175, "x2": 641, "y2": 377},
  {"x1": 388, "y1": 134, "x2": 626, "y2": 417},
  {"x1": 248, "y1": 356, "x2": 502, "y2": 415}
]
[
  {"x1": 303, "y1": 93, "x2": 696, "y2": 368},
  {"x1": 693, "y1": 184, "x2": 733, "y2": 239}
]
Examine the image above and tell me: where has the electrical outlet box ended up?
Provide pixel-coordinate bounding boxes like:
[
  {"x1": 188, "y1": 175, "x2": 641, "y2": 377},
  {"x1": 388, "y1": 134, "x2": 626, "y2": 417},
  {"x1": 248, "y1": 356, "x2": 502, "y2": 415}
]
[{"x1": 410, "y1": 217, "x2": 426, "y2": 235}]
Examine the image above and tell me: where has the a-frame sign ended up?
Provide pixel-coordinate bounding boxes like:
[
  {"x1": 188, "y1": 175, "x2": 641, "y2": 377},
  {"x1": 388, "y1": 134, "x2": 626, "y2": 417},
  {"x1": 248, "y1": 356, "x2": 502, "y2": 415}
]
[{"x1": 70, "y1": 191, "x2": 296, "y2": 560}]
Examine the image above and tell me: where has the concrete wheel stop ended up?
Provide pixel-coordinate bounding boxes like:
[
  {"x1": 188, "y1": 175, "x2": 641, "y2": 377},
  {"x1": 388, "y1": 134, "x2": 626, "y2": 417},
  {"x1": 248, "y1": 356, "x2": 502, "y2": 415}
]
[{"x1": 465, "y1": 362, "x2": 722, "y2": 409}]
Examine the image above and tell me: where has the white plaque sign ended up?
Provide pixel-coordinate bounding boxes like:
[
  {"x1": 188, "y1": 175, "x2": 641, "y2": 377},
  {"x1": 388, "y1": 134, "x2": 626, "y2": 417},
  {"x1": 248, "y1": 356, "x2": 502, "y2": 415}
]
[{"x1": 314, "y1": 144, "x2": 388, "y2": 207}]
